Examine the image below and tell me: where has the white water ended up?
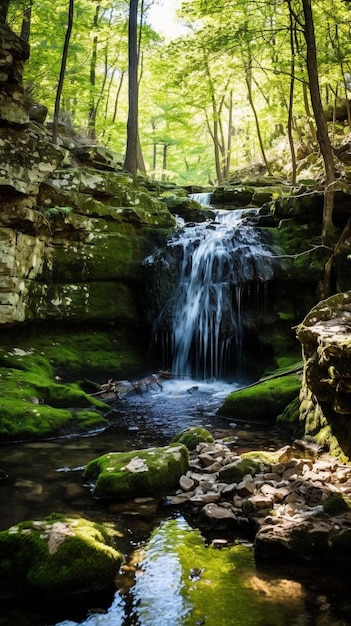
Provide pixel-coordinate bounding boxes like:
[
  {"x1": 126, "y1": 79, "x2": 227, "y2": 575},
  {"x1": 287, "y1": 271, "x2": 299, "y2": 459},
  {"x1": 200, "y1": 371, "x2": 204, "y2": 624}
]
[{"x1": 152, "y1": 209, "x2": 276, "y2": 380}]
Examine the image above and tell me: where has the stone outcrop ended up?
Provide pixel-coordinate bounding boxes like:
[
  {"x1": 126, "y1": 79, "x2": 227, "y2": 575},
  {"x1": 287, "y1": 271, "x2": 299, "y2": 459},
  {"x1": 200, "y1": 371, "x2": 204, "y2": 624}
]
[
  {"x1": 297, "y1": 291, "x2": 351, "y2": 460},
  {"x1": 169, "y1": 438, "x2": 351, "y2": 565},
  {"x1": 0, "y1": 24, "x2": 175, "y2": 327}
]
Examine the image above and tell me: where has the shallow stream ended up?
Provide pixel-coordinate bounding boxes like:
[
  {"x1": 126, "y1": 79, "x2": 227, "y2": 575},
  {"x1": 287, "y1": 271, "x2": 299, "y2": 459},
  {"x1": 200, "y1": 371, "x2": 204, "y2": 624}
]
[{"x1": 1, "y1": 380, "x2": 350, "y2": 625}]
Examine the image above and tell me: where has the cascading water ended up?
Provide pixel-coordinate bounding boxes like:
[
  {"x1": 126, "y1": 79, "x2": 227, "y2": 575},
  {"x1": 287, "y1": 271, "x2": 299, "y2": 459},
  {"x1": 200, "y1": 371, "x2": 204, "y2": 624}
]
[{"x1": 144, "y1": 206, "x2": 277, "y2": 380}]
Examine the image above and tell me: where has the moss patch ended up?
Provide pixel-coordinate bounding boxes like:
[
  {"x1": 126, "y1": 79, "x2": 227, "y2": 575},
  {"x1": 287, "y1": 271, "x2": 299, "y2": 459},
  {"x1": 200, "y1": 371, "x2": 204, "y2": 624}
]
[
  {"x1": 218, "y1": 457, "x2": 260, "y2": 483},
  {"x1": 217, "y1": 373, "x2": 302, "y2": 421},
  {"x1": 171, "y1": 427, "x2": 214, "y2": 450},
  {"x1": 323, "y1": 494, "x2": 351, "y2": 516},
  {"x1": 0, "y1": 323, "x2": 147, "y2": 440},
  {"x1": 0, "y1": 514, "x2": 123, "y2": 598},
  {"x1": 85, "y1": 444, "x2": 189, "y2": 499}
]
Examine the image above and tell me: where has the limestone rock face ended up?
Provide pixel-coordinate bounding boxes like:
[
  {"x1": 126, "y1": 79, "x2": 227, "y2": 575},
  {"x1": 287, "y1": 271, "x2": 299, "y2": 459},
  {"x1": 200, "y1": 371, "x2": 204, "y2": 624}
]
[
  {"x1": 0, "y1": 25, "x2": 175, "y2": 327},
  {"x1": 0, "y1": 24, "x2": 29, "y2": 124},
  {"x1": 297, "y1": 292, "x2": 351, "y2": 459}
]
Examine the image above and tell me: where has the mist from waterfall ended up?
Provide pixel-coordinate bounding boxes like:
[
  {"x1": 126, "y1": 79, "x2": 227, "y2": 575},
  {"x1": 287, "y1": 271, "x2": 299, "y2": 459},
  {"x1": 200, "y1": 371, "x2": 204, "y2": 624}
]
[{"x1": 145, "y1": 206, "x2": 277, "y2": 381}]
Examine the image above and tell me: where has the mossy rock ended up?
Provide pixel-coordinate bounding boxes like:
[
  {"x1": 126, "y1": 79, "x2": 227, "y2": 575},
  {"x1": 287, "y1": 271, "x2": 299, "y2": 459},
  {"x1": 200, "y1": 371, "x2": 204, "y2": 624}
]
[
  {"x1": 171, "y1": 427, "x2": 214, "y2": 450},
  {"x1": 218, "y1": 457, "x2": 259, "y2": 484},
  {"x1": 162, "y1": 196, "x2": 214, "y2": 222},
  {"x1": 217, "y1": 373, "x2": 302, "y2": 421},
  {"x1": 85, "y1": 444, "x2": 189, "y2": 499},
  {"x1": 323, "y1": 494, "x2": 351, "y2": 516},
  {"x1": 0, "y1": 514, "x2": 123, "y2": 598}
]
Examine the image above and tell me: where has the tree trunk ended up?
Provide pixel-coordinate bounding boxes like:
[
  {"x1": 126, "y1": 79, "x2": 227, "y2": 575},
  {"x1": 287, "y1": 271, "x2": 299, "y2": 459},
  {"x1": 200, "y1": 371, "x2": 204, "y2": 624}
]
[
  {"x1": 88, "y1": 2, "x2": 100, "y2": 140},
  {"x1": 302, "y1": 0, "x2": 335, "y2": 244},
  {"x1": 52, "y1": 0, "x2": 74, "y2": 145},
  {"x1": 20, "y1": 0, "x2": 33, "y2": 42},
  {"x1": 245, "y1": 60, "x2": 272, "y2": 175},
  {"x1": 0, "y1": 1, "x2": 10, "y2": 24},
  {"x1": 224, "y1": 90, "x2": 233, "y2": 180},
  {"x1": 287, "y1": 0, "x2": 297, "y2": 184},
  {"x1": 123, "y1": 0, "x2": 139, "y2": 177}
]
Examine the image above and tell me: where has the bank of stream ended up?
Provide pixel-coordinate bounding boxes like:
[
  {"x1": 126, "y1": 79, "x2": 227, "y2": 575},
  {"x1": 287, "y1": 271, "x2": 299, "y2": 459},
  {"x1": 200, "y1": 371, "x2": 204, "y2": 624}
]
[{"x1": 1, "y1": 380, "x2": 350, "y2": 625}]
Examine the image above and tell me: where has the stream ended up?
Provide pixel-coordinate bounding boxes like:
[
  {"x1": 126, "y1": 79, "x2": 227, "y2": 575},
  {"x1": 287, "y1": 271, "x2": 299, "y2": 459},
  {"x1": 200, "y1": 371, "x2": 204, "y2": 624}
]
[{"x1": 1, "y1": 380, "x2": 351, "y2": 625}]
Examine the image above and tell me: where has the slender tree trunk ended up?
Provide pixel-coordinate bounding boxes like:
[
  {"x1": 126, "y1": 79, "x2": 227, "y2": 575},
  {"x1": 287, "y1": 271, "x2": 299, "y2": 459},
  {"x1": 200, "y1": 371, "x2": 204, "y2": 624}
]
[
  {"x1": 287, "y1": 0, "x2": 297, "y2": 184},
  {"x1": 112, "y1": 70, "x2": 125, "y2": 123},
  {"x1": 224, "y1": 90, "x2": 233, "y2": 180},
  {"x1": 302, "y1": 0, "x2": 335, "y2": 244},
  {"x1": 88, "y1": 2, "x2": 100, "y2": 139},
  {"x1": 20, "y1": 0, "x2": 33, "y2": 42},
  {"x1": 245, "y1": 60, "x2": 272, "y2": 175},
  {"x1": 52, "y1": 0, "x2": 74, "y2": 145},
  {"x1": 124, "y1": 0, "x2": 139, "y2": 177}
]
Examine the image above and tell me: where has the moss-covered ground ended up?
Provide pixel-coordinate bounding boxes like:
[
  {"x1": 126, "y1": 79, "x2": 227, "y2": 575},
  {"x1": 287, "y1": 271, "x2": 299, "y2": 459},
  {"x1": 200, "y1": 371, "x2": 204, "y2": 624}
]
[{"x1": 0, "y1": 322, "x2": 148, "y2": 441}]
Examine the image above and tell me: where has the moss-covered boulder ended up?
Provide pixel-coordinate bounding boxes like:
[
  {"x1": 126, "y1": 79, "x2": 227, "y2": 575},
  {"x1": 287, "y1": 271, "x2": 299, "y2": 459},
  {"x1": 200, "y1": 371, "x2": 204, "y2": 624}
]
[
  {"x1": 0, "y1": 515, "x2": 123, "y2": 599},
  {"x1": 85, "y1": 444, "x2": 189, "y2": 499},
  {"x1": 171, "y1": 426, "x2": 214, "y2": 450},
  {"x1": 217, "y1": 373, "x2": 302, "y2": 421}
]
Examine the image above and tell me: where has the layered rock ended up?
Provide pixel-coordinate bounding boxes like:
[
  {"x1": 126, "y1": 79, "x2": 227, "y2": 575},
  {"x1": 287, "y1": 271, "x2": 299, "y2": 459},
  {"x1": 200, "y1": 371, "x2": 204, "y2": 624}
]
[
  {"x1": 0, "y1": 25, "x2": 175, "y2": 327},
  {"x1": 297, "y1": 291, "x2": 351, "y2": 460}
]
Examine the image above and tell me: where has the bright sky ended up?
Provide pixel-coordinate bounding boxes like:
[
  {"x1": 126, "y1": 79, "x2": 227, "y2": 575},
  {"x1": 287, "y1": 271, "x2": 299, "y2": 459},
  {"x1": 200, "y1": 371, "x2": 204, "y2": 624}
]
[{"x1": 148, "y1": 0, "x2": 187, "y2": 40}]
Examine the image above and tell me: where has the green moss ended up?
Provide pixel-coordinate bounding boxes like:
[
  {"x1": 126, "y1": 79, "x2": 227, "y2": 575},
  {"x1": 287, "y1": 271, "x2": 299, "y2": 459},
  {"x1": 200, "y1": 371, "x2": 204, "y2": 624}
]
[
  {"x1": 0, "y1": 515, "x2": 123, "y2": 598},
  {"x1": 323, "y1": 494, "x2": 351, "y2": 516},
  {"x1": 218, "y1": 373, "x2": 301, "y2": 421},
  {"x1": 218, "y1": 457, "x2": 259, "y2": 483},
  {"x1": 277, "y1": 396, "x2": 301, "y2": 426},
  {"x1": 0, "y1": 323, "x2": 148, "y2": 440},
  {"x1": 85, "y1": 444, "x2": 189, "y2": 499},
  {"x1": 0, "y1": 398, "x2": 107, "y2": 439},
  {"x1": 171, "y1": 427, "x2": 214, "y2": 450}
]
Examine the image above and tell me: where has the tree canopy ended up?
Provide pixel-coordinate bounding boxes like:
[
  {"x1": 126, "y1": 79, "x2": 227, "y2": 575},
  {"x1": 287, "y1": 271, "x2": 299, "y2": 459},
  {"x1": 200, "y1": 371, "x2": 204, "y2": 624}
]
[{"x1": 5, "y1": 0, "x2": 351, "y2": 190}]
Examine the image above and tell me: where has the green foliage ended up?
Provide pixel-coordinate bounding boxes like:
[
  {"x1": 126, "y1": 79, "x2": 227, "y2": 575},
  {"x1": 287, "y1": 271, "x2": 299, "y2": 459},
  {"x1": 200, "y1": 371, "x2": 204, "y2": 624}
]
[
  {"x1": 42, "y1": 205, "x2": 73, "y2": 219},
  {"x1": 7, "y1": 0, "x2": 351, "y2": 184}
]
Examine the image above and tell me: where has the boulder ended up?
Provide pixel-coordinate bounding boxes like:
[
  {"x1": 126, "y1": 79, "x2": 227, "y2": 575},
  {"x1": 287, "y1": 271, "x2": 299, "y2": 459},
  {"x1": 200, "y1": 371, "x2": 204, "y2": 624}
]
[
  {"x1": 0, "y1": 515, "x2": 123, "y2": 598},
  {"x1": 85, "y1": 444, "x2": 189, "y2": 499},
  {"x1": 297, "y1": 291, "x2": 351, "y2": 460},
  {"x1": 172, "y1": 426, "x2": 214, "y2": 450}
]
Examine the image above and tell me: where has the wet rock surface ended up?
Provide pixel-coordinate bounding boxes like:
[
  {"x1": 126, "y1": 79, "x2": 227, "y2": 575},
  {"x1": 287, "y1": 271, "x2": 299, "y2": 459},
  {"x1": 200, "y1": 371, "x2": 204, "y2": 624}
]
[{"x1": 169, "y1": 439, "x2": 351, "y2": 565}]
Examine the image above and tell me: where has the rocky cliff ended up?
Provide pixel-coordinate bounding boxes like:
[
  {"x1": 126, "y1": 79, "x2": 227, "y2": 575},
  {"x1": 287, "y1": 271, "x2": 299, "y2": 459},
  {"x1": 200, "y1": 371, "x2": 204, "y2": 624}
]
[{"x1": 0, "y1": 24, "x2": 175, "y2": 327}]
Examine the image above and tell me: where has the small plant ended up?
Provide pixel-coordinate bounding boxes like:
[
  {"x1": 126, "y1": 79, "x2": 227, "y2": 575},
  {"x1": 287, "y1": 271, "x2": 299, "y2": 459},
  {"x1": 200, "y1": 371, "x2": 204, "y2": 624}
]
[{"x1": 43, "y1": 206, "x2": 73, "y2": 219}]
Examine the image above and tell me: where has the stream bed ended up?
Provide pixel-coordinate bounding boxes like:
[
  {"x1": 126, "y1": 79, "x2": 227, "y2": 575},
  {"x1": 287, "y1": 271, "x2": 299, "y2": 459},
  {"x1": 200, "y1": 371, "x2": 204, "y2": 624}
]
[{"x1": 1, "y1": 380, "x2": 350, "y2": 625}]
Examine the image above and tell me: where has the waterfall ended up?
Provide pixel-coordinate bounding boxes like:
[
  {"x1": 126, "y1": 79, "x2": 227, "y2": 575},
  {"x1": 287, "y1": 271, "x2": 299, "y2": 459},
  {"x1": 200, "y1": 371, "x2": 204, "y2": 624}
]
[
  {"x1": 145, "y1": 209, "x2": 277, "y2": 380},
  {"x1": 190, "y1": 192, "x2": 212, "y2": 207}
]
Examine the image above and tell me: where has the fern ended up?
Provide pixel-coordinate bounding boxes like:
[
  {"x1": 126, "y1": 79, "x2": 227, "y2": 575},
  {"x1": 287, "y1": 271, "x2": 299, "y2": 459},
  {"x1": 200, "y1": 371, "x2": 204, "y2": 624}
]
[{"x1": 43, "y1": 206, "x2": 73, "y2": 219}]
